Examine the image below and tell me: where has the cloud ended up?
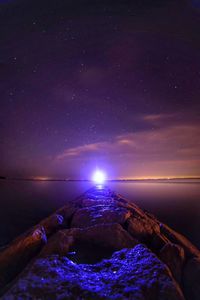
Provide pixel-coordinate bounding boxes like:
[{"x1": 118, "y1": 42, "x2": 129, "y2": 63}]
[
  {"x1": 56, "y1": 120, "x2": 200, "y2": 178},
  {"x1": 142, "y1": 113, "x2": 175, "y2": 123},
  {"x1": 57, "y1": 143, "x2": 102, "y2": 159}
]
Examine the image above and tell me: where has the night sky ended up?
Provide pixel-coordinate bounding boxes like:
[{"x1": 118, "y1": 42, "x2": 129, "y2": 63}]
[{"x1": 0, "y1": 0, "x2": 200, "y2": 179}]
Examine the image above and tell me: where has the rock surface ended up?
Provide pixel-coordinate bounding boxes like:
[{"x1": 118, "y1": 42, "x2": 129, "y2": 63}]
[
  {"x1": 0, "y1": 186, "x2": 199, "y2": 299},
  {"x1": 2, "y1": 244, "x2": 185, "y2": 300},
  {"x1": 159, "y1": 243, "x2": 185, "y2": 283},
  {"x1": 40, "y1": 223, "x2": 137, "y2": 263},
  {"x1": 183, "y1": 256, "x2": 200, "y2": 300},
  {"x1": 71, "y1": 205, "x2": 131, "y2": 228},
  {"x1": 160, "y1": 223, "x2": 200, "y2": 258},
  {"x1": 39, "y1": 213, "x2": 64, "y2": 236},
  {"x1": 0, "y1": 226, "x2": 47, "y2": 290}
]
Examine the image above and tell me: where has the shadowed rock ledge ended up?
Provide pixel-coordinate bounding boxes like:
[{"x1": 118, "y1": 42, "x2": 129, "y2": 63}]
[{"x1": 0, "y1": 186, "x2": 199, "y2": 299}]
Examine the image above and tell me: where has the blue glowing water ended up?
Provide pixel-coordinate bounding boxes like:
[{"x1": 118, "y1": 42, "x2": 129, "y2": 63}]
[{"x1": 0, "y1": 179, "x2": 200, "y2": 248}]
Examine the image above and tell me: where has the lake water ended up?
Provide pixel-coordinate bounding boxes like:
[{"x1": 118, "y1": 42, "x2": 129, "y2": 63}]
[{"x1": 0, "y1": 179, "x2": 200, "y2": 249}]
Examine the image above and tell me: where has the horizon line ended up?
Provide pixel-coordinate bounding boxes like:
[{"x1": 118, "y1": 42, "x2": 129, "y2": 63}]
[{"x1": 1, "y1": 176, "x2": 200, "y2": 182}]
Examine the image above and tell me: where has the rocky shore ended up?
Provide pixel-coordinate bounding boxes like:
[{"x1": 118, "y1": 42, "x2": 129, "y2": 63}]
[{"x1": 0, "y1": 186, "x2": 199, "y2": 299}]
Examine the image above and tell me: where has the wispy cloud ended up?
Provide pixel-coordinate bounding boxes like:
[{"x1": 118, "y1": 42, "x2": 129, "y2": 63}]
[
  {"x1": 57, "y1": 122, "x2": 200, "y2": 164},
  {"x1": 142, "y1": 113, "x2": 175, "y2": 123},
  {"x1": 57, "y1": 143, "x2": 103, "y2": 159}
]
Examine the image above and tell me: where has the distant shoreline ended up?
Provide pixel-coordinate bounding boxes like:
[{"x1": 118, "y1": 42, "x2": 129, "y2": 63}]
[{"x1": 1, "y1": 177, "x2": 200, "y2": 182}]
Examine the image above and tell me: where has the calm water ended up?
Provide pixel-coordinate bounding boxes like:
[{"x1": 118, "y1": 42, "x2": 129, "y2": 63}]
[{"x1": 0, "y1": 179, "x2": 200, "y2": 248}]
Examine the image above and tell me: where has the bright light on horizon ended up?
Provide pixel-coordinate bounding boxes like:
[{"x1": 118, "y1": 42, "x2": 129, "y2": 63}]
[{"x1": 92, "y1": 170, "x2": 106, "y2": 184}]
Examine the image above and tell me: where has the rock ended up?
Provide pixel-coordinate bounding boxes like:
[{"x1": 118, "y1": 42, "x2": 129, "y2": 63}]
[
  {"x1": 127, "y1": 214, "x2": 160, "y2": 244},
  {"x1": 2, "y1": 244, "x2": 185, "y2": 300},
  {"x1": 71, "y1": 205, "x2": 131, "y2": 228},
  {"x1": 55, "y1": 202, "x2": 77, "y2": 225},
  {"x1": 151, "y1": 232, "x2": 169, "y2": 251},
  {"x1": 183, "y1": 256, "x2": 200, "y2": 300},
  {"x1": 0, "y1": 226, "x2": 47, "y2": 290},
  {"x1": 159, "y1": 243, "x2": 185, "y2": 283},
  {"x1": 160, "y1": 223, "x2": 200, "y2": 258},
  {"x1": 115, "y1": 195, "x2": 147, "y2": 216},
  {"x1": 86, "y1": 187, "x2": 113, "y2": 199},
  {"x1": 39, "y1": 213, "x2": 64, "y2": 236},
  {"x1": 40, "y1": 223, "x2": 138, "y2": 263},
  {"x1": 39, "y1": 230, "x2": 74, "y2": 257},
  {"x1": 1, "y1": 186, "x2": 199, "y2": 299},
  {"x1": 80, "y1": 197, "x2": 117, "y2": 207}
]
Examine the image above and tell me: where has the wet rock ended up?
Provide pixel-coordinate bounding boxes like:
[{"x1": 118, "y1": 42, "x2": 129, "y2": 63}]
[
  {"x1": 86, "y1": 187, "x2": 113, "y2": 199},
  {"x1": 2, "y1": 244, "x2": 185, "y2": 300},
  {"x1": 39, "y1": 213, "x2": 64, "y2": 236},
  {"x1": 39, "y1": 230, "x2": 74, "y2": 257},
  {"x1": 127, "y1": 214, "x2": 160, "y2": 243},
  {"x1": 71, "y1": 205, "x2": 131, "y2": 228},
  {"x1": 151, "y1": 232, "x2": 169, "y2": 251},
  {"x1": 0, "y1": 226, "x2": 47, "y2": 290},
  {"x1": 160, "y1": 223, "x2": 200, "y2": 258},
  {"x1": 159, "y1": 243, "x2": 185, "y2": 283},
  {"x1": 55, "y1": 202, "x2": 77, "y2": 225},
  {"x1": 80, "y1": 197, "x2": 117, "y2": 207},
  {"x1": 1, "y1": 186, "x2": 199, "y2": 299},
  {"x1": 183, "y1": 256, "x2": 200, "y2": 300},
  {"x1": 40, "y1": 223, "x2": 137, "y2": 263}
]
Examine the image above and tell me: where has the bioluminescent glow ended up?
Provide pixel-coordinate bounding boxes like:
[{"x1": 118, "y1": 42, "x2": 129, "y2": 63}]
[{"x1": 92, "y1": 170, "x2": 106, "y2": 184}]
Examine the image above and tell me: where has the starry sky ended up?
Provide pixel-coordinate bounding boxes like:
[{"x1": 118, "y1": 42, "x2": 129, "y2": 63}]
[{"x1": 0, "y1": 0, "x2": 200, "y2": 179}]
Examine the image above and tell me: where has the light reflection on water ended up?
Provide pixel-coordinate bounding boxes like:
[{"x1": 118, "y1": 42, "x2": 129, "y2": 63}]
[{"x1": 0, "y1": 179, "x2": 200, "y2": 248}]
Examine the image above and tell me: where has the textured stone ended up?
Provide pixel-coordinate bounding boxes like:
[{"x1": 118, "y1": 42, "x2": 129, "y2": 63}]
[
  {"x1": 71, "y1": 205, "x2": 131, "y2": 228},
  {"x1": 0, "y1": 226, "x2": 47, "y2": 290},
  {"x1": 2, "y1": 244, "x2": 185, "y2": 300},
  {"x1": 55, "y1": 202, "x2": 77, "y2": 224},
  {"x1": 151, "y1": 232, "x2": 169, "y2": 251},
  {"x1": 127, "y1": 214, "x2": 160, "y2": 243},
  {"x1": 183, "y1": 256, "x2": 200, "y2": 300},
  {"x1": 1, "y1": 186, "x2": 199, "y2": 299},
  {"x1": 39, "y1": 230, "x2": 74, "y2": 257},
  {"x1": 159, "y1": 243, "x2": 185, "y2": 283},
  {"x1": 39, "y1": 213, "x2": 64, "y2": 236},
  {"x1": 160, "y1": 223, "x2": 200, "y2": 258},
  {"x1": 40, "y1": 223, "x2": 137, "y2": 263},
  {"x1": 80, "y1": 197, "x2": 117, "y2": 207}
]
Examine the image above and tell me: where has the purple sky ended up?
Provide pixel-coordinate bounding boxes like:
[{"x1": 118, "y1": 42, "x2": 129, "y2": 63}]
[{"x1": 0, "y1": 0, "x2": 200, "y2": 179}]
